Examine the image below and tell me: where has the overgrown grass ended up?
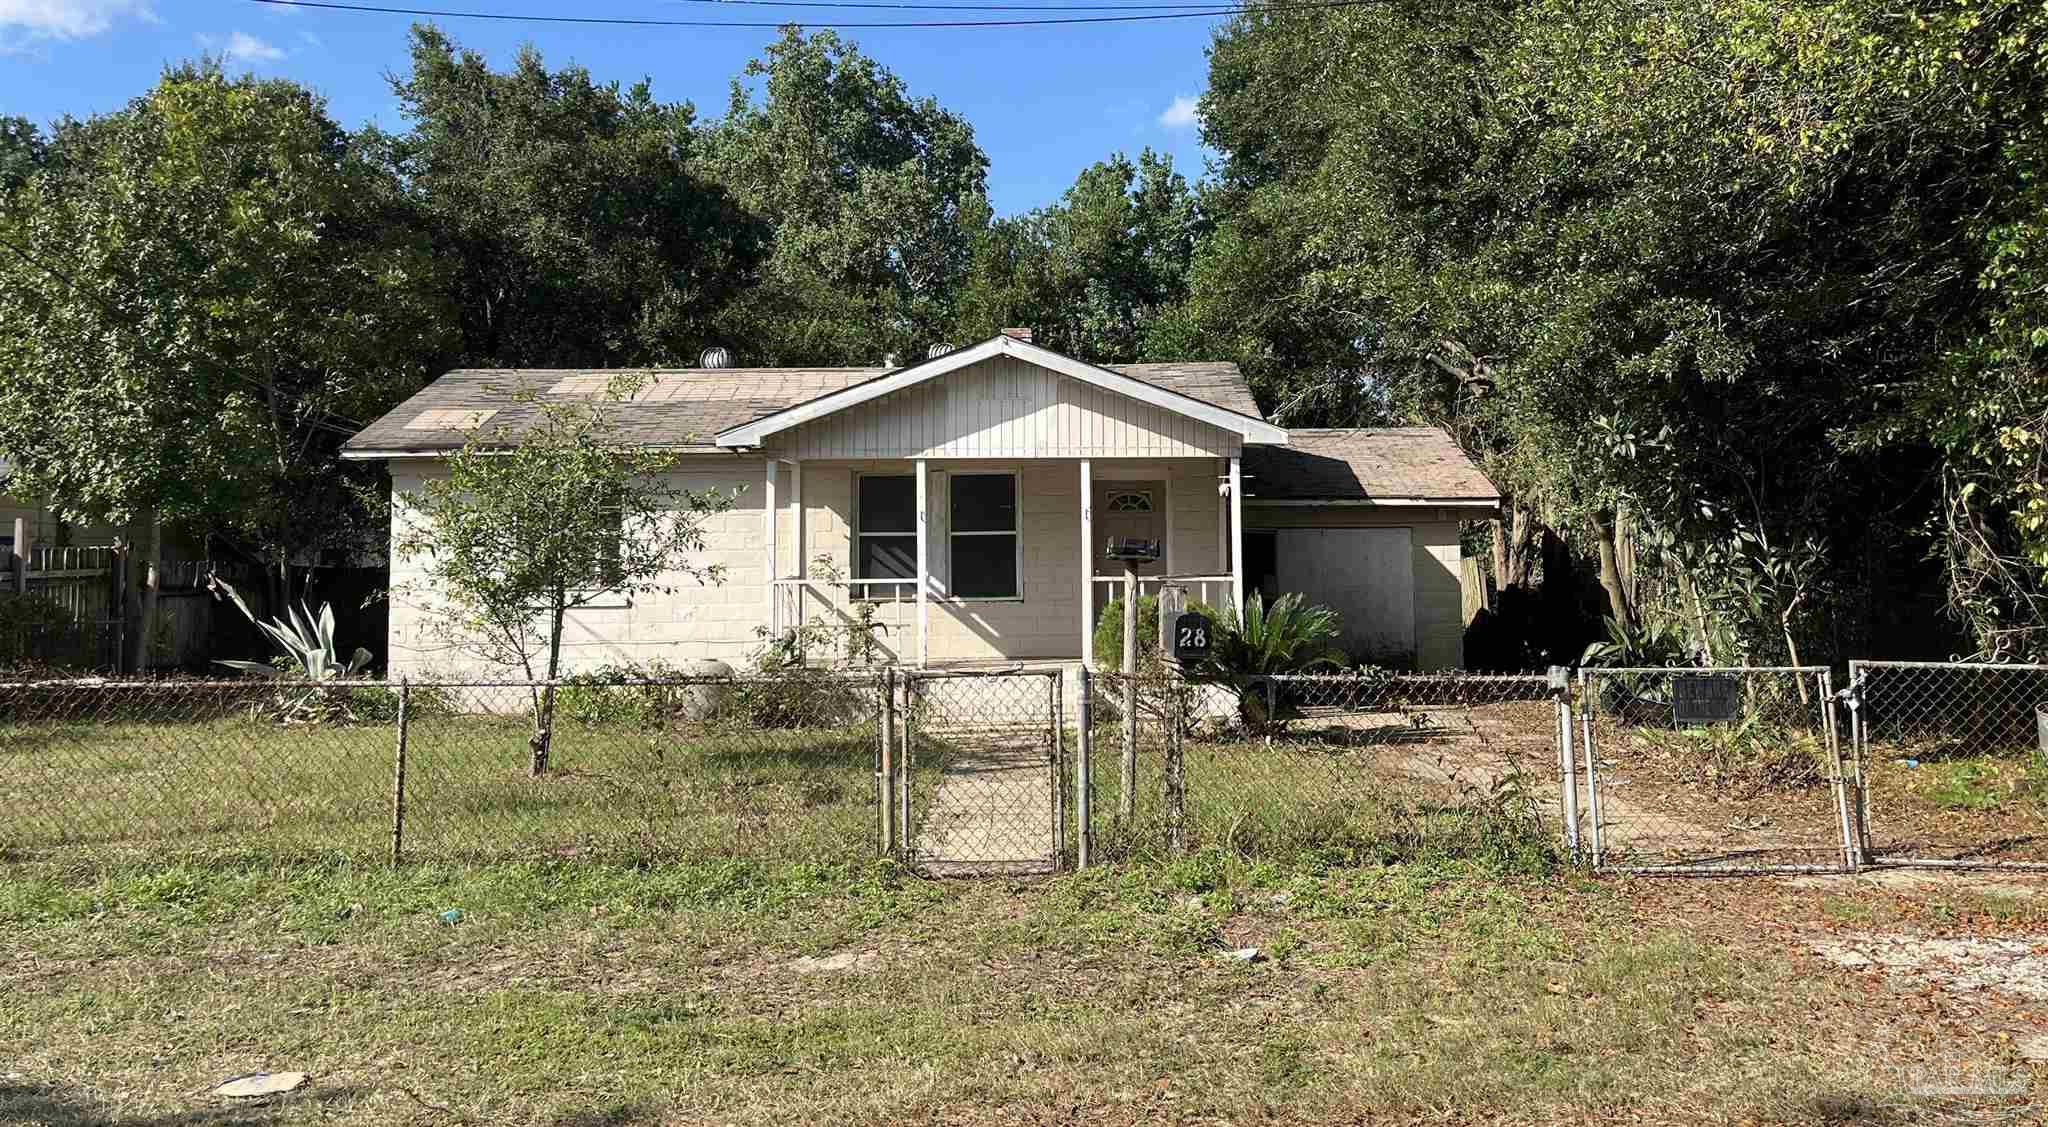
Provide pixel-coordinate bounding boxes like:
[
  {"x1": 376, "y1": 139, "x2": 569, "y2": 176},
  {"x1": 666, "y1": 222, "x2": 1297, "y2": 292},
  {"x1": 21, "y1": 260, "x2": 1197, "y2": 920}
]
[
  {"x1": 0, "y1": 712, "x2": 880, "y2": 863},
  {"x1": 1081, "y1": 730, "x2": 1557, "y2": 871},
  {"x1": 0, "y1": 850, "x2": 1924, "y2": 1125}
]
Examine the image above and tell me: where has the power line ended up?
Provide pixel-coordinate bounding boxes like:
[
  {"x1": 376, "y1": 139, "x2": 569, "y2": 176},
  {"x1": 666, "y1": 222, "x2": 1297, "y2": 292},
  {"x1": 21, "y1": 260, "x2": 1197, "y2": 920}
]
[
  {"x1": 247, "y1": 0, "x2": 1361, "y2": 28},
  {"x1": 650, "y1": 0, "x2": 1267, "y2": 9}
]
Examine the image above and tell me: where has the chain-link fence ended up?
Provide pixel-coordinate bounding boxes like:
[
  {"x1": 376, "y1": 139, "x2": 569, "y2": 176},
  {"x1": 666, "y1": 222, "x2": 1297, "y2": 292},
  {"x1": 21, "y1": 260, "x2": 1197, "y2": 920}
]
[
  {"x1": 0, "y1": 673, "x2": 884, "y2": 865},
  {"x1": 899, "y1": 669, "x2": 1064, "y2": 876},
  {"x1": 10, "y1": 661, "x2": 2043, "y2": 878},
  {"x1": 1080, "y1": 670, "x2": 1563, "y2": 866},
  {"x1": 1577, "y1": 667, "x2": 1854, "y2": 873},
  {"x1": 1846, "y1": 661, "x2": 2048, "y2": 869}
]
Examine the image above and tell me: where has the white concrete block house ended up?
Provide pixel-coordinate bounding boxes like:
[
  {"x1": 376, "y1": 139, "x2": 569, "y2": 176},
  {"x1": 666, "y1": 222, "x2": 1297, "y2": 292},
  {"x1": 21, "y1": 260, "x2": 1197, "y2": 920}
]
[{"x1": 341, "y1": 331, "x2": 1499, "y2": 677}]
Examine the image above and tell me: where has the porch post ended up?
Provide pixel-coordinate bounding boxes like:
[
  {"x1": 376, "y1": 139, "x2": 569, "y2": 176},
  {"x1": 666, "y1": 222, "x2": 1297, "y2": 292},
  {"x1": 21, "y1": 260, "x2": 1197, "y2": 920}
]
[
  {"x1": 1079, "y1": 458, "x2": 1093, "y2": 668},
  {"x1": 764, "y1": 458, "x2": 779, "y2": 636},
  {"x1": 1229, "y1": 455, "x2": 1244, "y2": 622},
  {"x1": 791, "y1": 459, "x2": 804, "y2": 638},
  {"x1": 916, "y1": 458, "x2": 930, "y2": 668}
]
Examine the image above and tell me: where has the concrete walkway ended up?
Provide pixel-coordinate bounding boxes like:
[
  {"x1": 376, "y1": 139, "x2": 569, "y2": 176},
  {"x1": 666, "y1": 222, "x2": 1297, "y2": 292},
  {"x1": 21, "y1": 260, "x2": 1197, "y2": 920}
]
[{"x1": 911, "y1": 737, "x2": 1056, "y2": 876}]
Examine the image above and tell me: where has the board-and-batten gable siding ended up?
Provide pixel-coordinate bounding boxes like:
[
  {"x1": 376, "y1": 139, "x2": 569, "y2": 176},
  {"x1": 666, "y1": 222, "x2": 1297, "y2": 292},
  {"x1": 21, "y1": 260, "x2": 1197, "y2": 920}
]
[{"x1": 764, "y1": 354, "x2": 1244, "y2": 460}]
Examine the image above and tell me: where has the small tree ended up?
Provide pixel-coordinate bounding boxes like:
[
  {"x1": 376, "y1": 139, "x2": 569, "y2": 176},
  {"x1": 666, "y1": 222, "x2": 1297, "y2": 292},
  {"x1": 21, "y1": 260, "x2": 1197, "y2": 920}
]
[{"x1": 394, "y1": 379, "x2": 733, "y2": 774}]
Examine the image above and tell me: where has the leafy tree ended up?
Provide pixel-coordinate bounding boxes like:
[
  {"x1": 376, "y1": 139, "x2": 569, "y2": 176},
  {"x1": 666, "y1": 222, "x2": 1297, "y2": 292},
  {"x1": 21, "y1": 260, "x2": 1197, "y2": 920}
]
[
  {"x1": 393, "y1": 381, "x2": 734, "y2": 774},
  {"x1": 0, "y1": 65, "x2": 451, "y2": 667},
  {"x1": 1185, "y1": 0, "x2": 2019, "y2": 663},
  {"x1": 953, "y1": 149, "x2": 1203, "y2": 363},
  {"x1": 703, "y1": 28, "x2": 989, "y2": 364},
  {"x1": 385, "y1": 25, "x2": 762, "y2": 368},
  {"x1": 0, "y1": 117, "x2": 44, "y2": 190}
]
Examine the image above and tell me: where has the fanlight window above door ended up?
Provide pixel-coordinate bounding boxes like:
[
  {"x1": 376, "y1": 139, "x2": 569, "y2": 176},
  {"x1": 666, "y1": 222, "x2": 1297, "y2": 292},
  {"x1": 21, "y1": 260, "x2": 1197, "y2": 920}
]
[{"x1": 1106, "y1": 490, "x2": 1154, "y2": 513}]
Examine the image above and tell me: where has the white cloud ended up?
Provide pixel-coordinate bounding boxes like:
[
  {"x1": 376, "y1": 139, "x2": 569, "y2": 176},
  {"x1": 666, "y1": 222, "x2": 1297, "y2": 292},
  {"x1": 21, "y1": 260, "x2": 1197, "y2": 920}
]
[
  {"x1": 1158, "y1": 95, "x2": 1200, "y2": 130},
  {"x1": 198, "y1": 30, "x2": 286, "y2": 66},
  {"x1": 0, "y1": 0, "x2": 153, "y2": 39}
]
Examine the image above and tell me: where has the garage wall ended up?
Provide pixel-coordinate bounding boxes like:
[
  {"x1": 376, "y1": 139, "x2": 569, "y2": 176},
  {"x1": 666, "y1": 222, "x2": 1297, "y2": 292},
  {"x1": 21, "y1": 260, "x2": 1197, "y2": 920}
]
[{"x1": 1244, "y1": 506, "x2": 1479, "y2": 670}]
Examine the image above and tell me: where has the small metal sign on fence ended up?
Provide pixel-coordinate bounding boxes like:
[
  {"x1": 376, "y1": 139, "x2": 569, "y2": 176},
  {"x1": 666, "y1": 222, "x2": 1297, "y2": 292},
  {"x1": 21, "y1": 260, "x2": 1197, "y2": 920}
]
[
  {"x1": 1671, "y1": 674, "x2": 1740, "y2": 725},
  {"x1": 1171, "y1": 612, "x2": 1211, "y2": 662}
]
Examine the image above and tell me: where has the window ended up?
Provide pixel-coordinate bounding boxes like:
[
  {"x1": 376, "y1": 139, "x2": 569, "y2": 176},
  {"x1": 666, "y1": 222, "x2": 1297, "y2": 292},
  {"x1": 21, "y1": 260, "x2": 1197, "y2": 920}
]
[
  {"x1": 949, "y1": 473, "x2": 1018, "y2": 599},
  {"x1": 856, "y1": 474, "x2": 917, "y2": 581},
  {"x1": 595, "y1": 489, "x2": 625, "y2": 588},
  {"x1": 1106, "y1": 490, "x2": 1154, "y2": 513}
]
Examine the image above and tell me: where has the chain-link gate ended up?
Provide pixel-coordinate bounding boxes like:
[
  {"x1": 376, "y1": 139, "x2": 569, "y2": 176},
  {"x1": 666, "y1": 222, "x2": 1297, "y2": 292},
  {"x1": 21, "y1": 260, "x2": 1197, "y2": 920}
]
[
  {"x1": 1577, "y1": 667, "x2": 1855, "y2": 873},
  {"x1": 896, "y1": 669, "x2": 1064, "y2": 876},
  {"x1": 1845, "y1": 661, "x2": 2048, "y2": 870}
]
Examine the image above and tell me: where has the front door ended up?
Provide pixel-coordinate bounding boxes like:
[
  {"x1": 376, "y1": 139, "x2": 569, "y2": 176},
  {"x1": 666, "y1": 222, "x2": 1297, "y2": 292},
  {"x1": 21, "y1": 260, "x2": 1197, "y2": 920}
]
[{"x1": 1092, "y1": 481, "x2": 1167, "y2": 577}]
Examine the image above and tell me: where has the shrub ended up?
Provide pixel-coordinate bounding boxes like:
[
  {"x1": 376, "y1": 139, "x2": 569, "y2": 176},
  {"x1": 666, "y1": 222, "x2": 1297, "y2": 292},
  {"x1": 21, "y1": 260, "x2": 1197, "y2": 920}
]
[
  {"x1": 556, "y1": 660, "x2": 701, "y2": 728},
  {"x1": 1092, "y1": 594, "x2": 1162, "y2": 672},
  {"x1": 0, "y1": 593, "x2": 82, "y2": 670}
]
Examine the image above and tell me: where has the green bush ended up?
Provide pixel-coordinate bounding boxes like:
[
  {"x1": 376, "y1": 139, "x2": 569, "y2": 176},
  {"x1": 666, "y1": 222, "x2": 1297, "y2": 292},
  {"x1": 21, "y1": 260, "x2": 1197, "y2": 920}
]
[
  {"x1": 557, "y1": 660, "x2": 700, "y2": 728},
  {"x1": 0, "y1": 593, "x2": 80, "y2": 670},
  {"x1": 1092, "y1": 594, "x2": 1162, "y2": 672}
]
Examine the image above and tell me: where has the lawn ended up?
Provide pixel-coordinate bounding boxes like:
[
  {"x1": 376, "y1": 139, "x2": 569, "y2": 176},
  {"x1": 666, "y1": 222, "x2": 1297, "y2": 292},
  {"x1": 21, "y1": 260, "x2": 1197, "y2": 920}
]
[
  {"x1": 0, "y1": 696, "x2": 884, "y2": 864},
  {"x1": 3, "y1": 851, "x2": 2043, "y2": 1125}
]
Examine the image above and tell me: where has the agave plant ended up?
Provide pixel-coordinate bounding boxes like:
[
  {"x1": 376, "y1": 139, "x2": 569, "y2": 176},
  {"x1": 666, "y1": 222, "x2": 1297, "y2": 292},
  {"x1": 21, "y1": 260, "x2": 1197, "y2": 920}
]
[{"x1": 210, "y1": 576, "x2": 372, "y2": 681}]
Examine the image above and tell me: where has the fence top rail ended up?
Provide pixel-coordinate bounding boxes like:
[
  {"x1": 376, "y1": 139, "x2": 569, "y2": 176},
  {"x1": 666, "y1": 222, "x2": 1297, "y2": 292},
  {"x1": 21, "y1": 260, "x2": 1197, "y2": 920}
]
[
  {"x1": 1258, "y1": 671, "x2": 1551, "y2": 684},
  {"x1": 1580, "y1": 665, "x2": 1828, "y2": 676},
  {"x1": 1848, "y1": 659, "x2": 2048, "y2": 673},
  {"x1": 904, "y1": 667, "x2": 1061, "y2": 681},
  {"x1": 0, "y1": 672, "x2": 890, "y2": 691}
]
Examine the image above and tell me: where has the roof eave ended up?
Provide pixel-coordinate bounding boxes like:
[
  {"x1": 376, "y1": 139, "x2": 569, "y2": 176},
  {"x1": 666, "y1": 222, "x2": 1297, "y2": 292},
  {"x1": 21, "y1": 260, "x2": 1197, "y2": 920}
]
[{"x1": 1245, "y1": 496, "x2": 1501, "y2": 508}]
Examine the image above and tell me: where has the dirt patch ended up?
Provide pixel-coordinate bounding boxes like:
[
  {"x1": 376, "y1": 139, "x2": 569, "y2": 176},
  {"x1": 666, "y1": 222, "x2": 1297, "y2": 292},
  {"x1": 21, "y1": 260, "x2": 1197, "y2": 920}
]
[
  {"x1": 786, "y1": 950, "x2": 881, "y2": 974},
  {"x1": 1809, "y1": 933, "x2": 2048, "y2": 1001}
]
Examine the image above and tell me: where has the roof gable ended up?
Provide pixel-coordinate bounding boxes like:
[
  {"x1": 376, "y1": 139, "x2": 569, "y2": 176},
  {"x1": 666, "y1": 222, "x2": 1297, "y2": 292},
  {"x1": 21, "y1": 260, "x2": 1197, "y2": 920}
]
[
  {"x1": 713, "y1": 335, "x2": 1288, "y2": 448},
  {"x1": 340, "y1": 352, "x2": 1270, "y2": 459}
]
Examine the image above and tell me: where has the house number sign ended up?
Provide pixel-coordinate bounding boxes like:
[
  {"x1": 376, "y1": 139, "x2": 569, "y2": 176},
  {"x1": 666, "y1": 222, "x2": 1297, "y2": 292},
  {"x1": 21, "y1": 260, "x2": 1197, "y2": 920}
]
[{"x1": 1172, "y1": 612, "x2": 1212, "y2": 662}]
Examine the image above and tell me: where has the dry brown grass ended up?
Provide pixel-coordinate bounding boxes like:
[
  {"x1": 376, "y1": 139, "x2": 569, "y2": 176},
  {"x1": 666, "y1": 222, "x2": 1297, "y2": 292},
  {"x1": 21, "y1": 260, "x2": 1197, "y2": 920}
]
[{"x1": 4, "y1": 855, "x2": 2044, "y2": 1126}]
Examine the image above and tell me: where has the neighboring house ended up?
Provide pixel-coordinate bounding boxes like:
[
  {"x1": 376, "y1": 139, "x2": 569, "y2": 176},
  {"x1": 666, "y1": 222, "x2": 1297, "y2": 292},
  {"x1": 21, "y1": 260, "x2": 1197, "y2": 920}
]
[
  {"x1": 0, "y1": 457, "x2": 123, "y2": 562},
  {"x1": 341, "y1": 331, "x2": 1499, "y2": 677}
]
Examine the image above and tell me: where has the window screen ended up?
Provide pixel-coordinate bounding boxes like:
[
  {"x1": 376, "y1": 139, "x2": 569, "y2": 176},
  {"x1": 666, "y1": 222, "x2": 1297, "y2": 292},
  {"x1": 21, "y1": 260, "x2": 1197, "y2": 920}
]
[
  {"x1": 949, "y1": 473, "x2": 1018, "y2": 598},
  {"x1": 857, "y1": 475, "x2": 917, "y2": 580}
]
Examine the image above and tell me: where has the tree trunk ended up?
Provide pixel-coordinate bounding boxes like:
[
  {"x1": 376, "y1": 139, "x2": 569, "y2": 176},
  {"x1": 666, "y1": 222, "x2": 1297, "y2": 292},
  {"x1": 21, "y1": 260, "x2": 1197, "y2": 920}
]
[
  {"x1": 529, "y1": 600, "x2": 566, "y2": 777},
  {"x1": 1680, "y1": 569, "x2": 1716, "y2": 664},
  {"x1": 1592, "y1": 510, "x2": 1636, "y2": 630},
  {"x1": 1495, "y1": 503, "x2": 1536, "y2": 589},
  {"x1": 122, "y1": 510, "x2": 161, "y2": 674}
]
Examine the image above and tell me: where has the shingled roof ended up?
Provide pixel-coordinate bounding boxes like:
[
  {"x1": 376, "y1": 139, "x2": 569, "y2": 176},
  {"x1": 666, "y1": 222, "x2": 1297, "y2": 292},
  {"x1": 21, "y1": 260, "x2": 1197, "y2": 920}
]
[
  {"x1": 341, "y1": 360, "x2": 1265, "y2": 456},
  {"x1": 1242, "y1": 428, "x2": 1498, "y2": 504}
]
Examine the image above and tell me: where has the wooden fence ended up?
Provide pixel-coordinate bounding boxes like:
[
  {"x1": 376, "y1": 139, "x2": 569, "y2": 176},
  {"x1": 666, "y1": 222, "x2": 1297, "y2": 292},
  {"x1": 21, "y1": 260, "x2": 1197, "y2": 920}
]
[{"x1": 2, "y1": 532, "x2": 233, "y2": 671}]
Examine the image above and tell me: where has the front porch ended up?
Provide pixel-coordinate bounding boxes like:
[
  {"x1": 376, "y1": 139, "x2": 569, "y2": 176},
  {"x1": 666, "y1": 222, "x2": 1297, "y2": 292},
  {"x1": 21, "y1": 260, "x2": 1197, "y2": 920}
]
[{"x1": 761, "y1": 456, "x2": 1244, "y2": 668}]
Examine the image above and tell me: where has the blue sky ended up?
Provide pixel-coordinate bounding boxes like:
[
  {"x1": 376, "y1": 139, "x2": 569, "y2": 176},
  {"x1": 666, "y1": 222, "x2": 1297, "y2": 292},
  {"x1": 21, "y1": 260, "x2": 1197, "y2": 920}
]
[{"x1": 0, "y1": 0, "x2": 1224, "y2": 214}]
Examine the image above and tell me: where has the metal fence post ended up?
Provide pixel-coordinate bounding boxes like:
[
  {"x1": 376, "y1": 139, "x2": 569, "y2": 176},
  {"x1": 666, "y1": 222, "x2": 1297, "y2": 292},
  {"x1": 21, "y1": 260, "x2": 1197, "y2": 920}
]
[
  {"x1": 1164, "y1": 682, "x2": 1186, "y2": 854},
  {"x1": 1264, "y1": 676, "x2": 1277, "y2": 747},
  {"x1": 390, "y1": 677, "x2": 410, "y2": 867},
  {"x1": 898, "y1": 671, "x2": 915, "y2": 856},
  {"x1": 1076, "y1": 666, "x2": 1093, "y2": 870},
  {"x1": 1578, "y1": 669, "x2": 1604, "y2": 868},
  {"x1": 879, "y1": 667, "x2": 896, "y2": 857},
  {"x1": 1843, "y1": 660, "x2": 1873, "y2": 862},
  {"x1": 1820, "y1": 669, "x2": 1858, "y2": 872},
  {"x1": 1050, "y1": 670, "x2": 1066, "y2": 869},
  {"x1": 1550, "y1": 666, "x2": 1579, "y2": 860}
]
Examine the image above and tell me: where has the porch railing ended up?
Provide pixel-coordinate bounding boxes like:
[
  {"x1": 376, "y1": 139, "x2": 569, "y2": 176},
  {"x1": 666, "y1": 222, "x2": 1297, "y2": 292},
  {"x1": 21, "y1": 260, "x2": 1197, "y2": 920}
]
[
  {"x1": 1089, "y1": 574, "x2": 1234, "y2": 610},
  {"x1": 769, "y1": 577, "x2": 918, "y2": 637}
]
